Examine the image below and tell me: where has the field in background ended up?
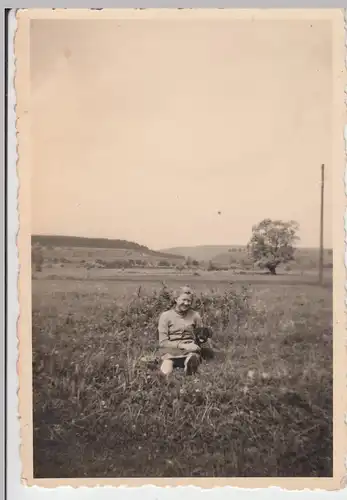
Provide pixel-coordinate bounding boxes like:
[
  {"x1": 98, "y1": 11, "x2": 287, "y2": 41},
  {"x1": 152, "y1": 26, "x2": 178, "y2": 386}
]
[
  {"x1": 32, "y1": 274, "x2": 333, "y2": 478},
  {"x1": 33, "y1": 242, "x2": 333, "y2": 289}
]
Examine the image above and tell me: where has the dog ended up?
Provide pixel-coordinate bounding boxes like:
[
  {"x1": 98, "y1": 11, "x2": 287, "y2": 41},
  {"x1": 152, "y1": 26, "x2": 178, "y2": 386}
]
[
  {"x1": 194, "y1": 327, "x2": 214, "y2": 361},
  {"x1": 194, "y1": 327, "x2": 213, "y2": 347}
]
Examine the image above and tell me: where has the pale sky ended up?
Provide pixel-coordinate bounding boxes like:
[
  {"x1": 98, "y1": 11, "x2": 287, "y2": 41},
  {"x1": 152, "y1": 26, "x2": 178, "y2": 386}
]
[{"x1": 30, "y1": 18, "x2": 332, "y2": 250}]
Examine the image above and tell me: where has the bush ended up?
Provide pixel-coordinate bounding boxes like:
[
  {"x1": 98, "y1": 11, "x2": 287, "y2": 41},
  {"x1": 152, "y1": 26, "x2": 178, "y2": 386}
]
[{"x1": 158, "y1": 260, "x2": 170, "y2": 267}]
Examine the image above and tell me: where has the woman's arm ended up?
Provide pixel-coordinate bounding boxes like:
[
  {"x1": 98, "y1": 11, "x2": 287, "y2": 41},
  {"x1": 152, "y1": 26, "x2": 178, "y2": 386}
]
[{"x1": 158, "y1": 313, "x2": 181, "y2": 349}]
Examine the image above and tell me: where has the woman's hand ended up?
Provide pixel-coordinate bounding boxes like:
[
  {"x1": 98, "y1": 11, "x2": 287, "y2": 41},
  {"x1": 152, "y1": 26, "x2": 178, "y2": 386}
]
[{"x1": 178, "y1": 340, "x2": 201, "y2": 353}]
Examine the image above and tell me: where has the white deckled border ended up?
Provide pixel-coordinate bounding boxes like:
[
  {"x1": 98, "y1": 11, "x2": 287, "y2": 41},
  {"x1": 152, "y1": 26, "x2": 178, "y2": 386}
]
[
  {"x1": 344, "y1": 6, "x2": 347, "y2": 488},
  {"x1": 8, "y1": 7, "x2": 347, "y2": 497}
]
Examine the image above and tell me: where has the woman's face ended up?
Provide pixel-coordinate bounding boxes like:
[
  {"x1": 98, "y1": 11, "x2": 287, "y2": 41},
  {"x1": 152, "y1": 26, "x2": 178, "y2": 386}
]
[{"x1": 175, "y1": 293, "x2": 192, "y2": 313}]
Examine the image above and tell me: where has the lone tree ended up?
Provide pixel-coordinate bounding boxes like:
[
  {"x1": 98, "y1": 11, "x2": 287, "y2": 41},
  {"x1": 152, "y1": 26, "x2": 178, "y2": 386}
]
[{"x1": 247, "y1": 219, "x2": 300, "y2": 275}]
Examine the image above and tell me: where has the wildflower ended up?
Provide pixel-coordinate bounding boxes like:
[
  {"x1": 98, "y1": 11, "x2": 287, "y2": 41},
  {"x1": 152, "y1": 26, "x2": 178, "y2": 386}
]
[{"x1": 247, "y1": 370, "x2": 255, "y2": 380}]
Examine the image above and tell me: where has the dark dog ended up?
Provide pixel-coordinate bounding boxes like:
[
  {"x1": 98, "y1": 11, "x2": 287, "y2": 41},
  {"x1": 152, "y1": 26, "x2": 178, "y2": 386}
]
[
  {"x1": 194, "y1": 327, "x2": 214, "y2": 361},
  {"x1": 194, "y1": 327, "x2": 213, "y2": 347}
]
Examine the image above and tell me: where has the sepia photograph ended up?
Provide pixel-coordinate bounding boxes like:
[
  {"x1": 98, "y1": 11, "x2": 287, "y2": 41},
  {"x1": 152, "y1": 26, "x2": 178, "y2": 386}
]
[{"x1": 14, "y1": 8, "x2": 346, "y2": 488}]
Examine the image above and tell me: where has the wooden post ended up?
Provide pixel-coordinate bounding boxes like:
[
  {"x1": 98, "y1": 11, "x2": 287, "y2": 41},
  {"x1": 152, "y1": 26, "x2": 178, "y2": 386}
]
[{"x1": 319, "y1": 164, "x2": 325, "y2": 285}]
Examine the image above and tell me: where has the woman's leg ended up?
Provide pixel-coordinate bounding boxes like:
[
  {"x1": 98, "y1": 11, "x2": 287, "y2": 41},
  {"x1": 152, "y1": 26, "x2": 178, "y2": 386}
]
[
  {"x1": 160, "y1": 359, "x2": 174, "y2": 376},
  {"x1": 184, "y1": 353, "x2": 201, "y2": 375}
]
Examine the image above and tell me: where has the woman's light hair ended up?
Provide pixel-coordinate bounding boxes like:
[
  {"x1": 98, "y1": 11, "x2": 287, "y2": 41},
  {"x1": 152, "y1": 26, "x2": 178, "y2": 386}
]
[{"x1": 173, "y1": 285, "x2": 194, "y2": 300}]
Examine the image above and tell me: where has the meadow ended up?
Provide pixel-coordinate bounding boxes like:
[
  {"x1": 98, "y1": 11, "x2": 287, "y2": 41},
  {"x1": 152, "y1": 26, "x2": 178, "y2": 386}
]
[{"x1": 32, "y1": 274, "x2": 333, "y2": 478}]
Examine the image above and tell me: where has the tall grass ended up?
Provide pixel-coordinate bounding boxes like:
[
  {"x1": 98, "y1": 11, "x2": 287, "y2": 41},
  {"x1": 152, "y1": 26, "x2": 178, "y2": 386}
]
[{"x1": 32, "y1": 283, "x2": 332, "y2": 478}]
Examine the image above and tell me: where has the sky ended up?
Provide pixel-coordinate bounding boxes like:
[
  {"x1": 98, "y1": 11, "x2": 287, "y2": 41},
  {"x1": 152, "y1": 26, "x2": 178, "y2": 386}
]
[{"x1": 30, "y1": 18, "x2": 333, "y2": 250}]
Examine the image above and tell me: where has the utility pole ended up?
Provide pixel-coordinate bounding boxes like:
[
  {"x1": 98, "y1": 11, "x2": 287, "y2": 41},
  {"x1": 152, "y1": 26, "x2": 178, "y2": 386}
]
[{"x1": 319, "y1": 164, "x2": 325, "y2": 285}]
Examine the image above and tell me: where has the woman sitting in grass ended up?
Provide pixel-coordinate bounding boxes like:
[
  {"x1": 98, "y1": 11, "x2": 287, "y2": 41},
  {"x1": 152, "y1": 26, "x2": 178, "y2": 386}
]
[{"x1": 158, "y1": 288, "x2": 204, "y2": 376}]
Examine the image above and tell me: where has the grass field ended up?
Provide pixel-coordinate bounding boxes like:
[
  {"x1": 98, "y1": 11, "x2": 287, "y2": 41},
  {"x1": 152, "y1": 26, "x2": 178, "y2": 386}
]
[{"x1": 32, "y1": 275, "x2": 333, "y2": 478}]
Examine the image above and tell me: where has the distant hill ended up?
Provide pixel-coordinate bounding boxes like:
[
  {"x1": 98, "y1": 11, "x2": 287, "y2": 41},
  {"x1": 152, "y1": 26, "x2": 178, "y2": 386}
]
[
  {"x1": 161, "y1": 245, "x2": 333, "y2": 266},
  {"x1": 32, "y1": 235, "x2": 184, "y2": 260},
  {"x1": 160, "y1": 245, "x2": 245, "y2": 262}
]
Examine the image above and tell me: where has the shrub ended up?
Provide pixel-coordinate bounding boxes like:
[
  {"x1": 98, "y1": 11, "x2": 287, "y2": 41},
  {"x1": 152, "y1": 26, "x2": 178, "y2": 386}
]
[{"x1": 158, "y1": 260, "x2": 170, "y2": 267}]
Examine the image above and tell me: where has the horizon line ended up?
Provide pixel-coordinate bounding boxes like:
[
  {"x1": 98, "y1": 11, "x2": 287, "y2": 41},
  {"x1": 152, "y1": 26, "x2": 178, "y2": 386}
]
[{"x1": 31, "y1": 233, "x2": 331, "y2": 252}]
